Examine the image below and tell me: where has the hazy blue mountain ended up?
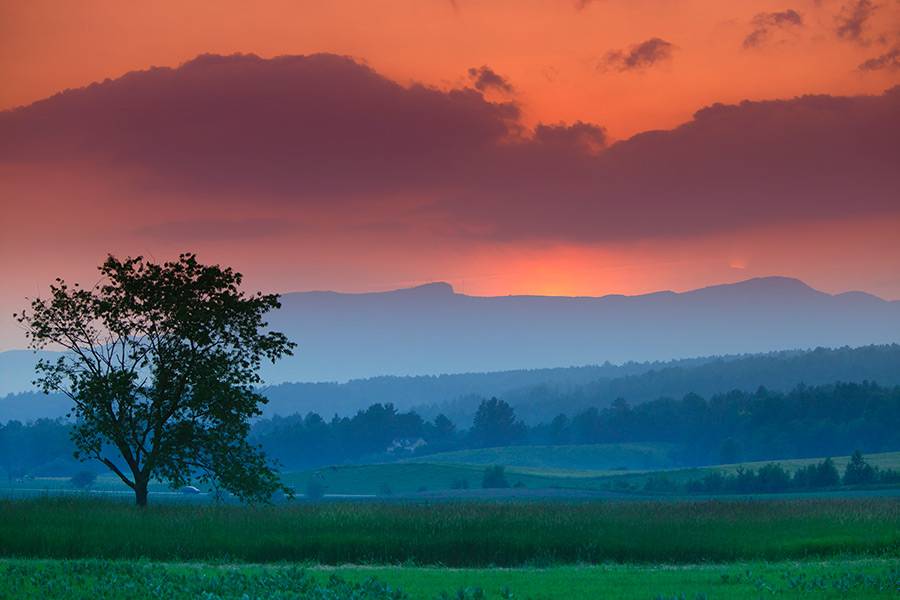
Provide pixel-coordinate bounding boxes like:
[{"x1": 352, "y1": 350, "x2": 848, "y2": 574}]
[
  {"x1": 0, "y1": 350, "x2": 60, "y2": 397},
  {"x1": 262, "y1": 276, "x2": 900, "y2": 384},
  {"x1": 2, "y1": 276, "x2": 899, "y2": 398}
]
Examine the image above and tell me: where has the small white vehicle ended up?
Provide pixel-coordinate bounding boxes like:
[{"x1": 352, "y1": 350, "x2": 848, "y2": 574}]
[{"x1": 180, "y1": 485, "x2": 201, "y2": 495}]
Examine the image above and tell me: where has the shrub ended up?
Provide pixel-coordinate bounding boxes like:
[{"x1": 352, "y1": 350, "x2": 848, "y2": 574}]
[{"x1": 482, "y1": 465, "x2": 509, "y2": 489}]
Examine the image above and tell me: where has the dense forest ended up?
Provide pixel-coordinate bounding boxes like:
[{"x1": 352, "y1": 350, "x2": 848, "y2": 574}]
[{"x1": 2, "y1": 381, "x2": 899, "y2": 478}]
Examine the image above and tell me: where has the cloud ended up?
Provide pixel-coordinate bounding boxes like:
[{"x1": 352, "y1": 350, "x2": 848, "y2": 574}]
[
  {"x1": 1, "y1": 53, "x2": 899, "y2": 245},
  {"x1": 859, "y1": 46, "x2": 900, "y2": 70},
  {"x1": 836, "y1": 0, "x2": 878, "y2": 43},
  {"x1": 467, "y1": 65, "x2": 513, "y2": 93},
  {"x1": 742, "y1": 9, "x2": 804, "y2": 49},
  {"x1": 534, "y1": 121, "x2": 607, "y2": 154},
  {"x1": 601, "y1": 38, "x2": 675, "y2": 72},
  {"x1": 135, "y1": 218, "x2": 298, "y2": 241}
]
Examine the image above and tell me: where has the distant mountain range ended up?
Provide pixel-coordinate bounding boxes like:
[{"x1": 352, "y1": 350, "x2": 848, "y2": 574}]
[
  {"x1": 2, "y1": 276, "x2": 899, "y2": 397},
  {"x1": 262, "y1": 275, "x2": 899, "y2": 383}
]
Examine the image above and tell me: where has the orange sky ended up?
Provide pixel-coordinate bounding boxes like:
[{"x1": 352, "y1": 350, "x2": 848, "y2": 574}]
[
  {"x1": 2, "y1": 0, "x2": 898, "y2": 138},
  {"x1": 1, "y1": 0, "x2": 899, "y2": 350}
]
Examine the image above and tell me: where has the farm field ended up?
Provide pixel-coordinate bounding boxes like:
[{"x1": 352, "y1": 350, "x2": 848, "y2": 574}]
[
  {"x1": 1, "y1": 558, "x2": 898, "y2": 599},
  {"x1": 286, "y1": 450, "x2": 900, "y2": 496},
  {"x1": 4, "y1": 449, "x2": 900, "y2": 500},
  {"x1": 1, "y1": 497, "x2": 897, "y2": 565},
  {"x1": 403, "y1": 442, "x2": 676, "y2": 471}
]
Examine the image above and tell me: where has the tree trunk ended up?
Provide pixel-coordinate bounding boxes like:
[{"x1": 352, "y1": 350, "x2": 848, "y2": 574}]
[{"x1": 134, "y1": 479, "x2": 149, "y2": 507}]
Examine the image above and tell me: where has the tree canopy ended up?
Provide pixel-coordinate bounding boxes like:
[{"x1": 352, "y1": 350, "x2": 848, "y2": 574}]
[{"x1": 15, "y1": 254, "x2": 295, "y2": 505}]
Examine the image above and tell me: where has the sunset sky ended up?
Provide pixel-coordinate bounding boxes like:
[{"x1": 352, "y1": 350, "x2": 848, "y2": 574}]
[{"x1": 1, "y1": 0, "x2": 899, "y2": 350}]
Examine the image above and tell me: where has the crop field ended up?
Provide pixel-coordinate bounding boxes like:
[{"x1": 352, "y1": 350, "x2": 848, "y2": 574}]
[
  {"x1": 1, "y1": 497, "x2": 897, "y2": 565},
  {"x1": 1, "y1": 558, "x2": 898, "y2": 599},
  {"x1": 3, "y1": 454, "x2": 898, "y2": 597}
]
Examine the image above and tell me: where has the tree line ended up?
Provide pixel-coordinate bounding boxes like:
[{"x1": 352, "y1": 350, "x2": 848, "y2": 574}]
[
  {"x1": 671, "y1": 452, "x2": 900, "y2": 495},
  {"x1": 3, "y1": 381, "x2": 899, "y2": 478}
]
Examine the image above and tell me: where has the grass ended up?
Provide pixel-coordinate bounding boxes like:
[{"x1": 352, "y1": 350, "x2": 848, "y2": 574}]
[
  {"x1": 1, "y1": 558, "x2": 898, "y2": 599},
  {"x1": 284, "y1": 450, "x2": 900, "y2": 496},
  {"x1": 4, "y1": 450, "x2": 898, "y2": 498},
  {"x1": 0, "y1": 497, "x2": 897, "y2": 566},
  {"x1": 403, "y1": 443, "x2": 676, "y2": 472},
  {"x1": 597, "y1": 450, "x2": 900, "y2": 491}
]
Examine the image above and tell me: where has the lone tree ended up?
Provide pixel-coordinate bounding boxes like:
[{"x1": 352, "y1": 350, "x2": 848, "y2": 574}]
[{"x1": 16, "y1": 254, "x2": 295, "y2": 506}]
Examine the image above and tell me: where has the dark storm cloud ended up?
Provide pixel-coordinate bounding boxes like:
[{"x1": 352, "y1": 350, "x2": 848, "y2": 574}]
[
  {"x1": 602, "y1": 38, "x2": 675, "y2": 72},
  {"x1": 1, "y1": 53, "x2": 899, "y2": 244},
  {"x1": 467, "y1": 65, "x2": 514, "y2": 93},
  {"x1": 742, "y1": 9, "x2": 804, "y2": 49},
  {"x1": 836, "y1": 0, "x2": 878, "y2": 43}
]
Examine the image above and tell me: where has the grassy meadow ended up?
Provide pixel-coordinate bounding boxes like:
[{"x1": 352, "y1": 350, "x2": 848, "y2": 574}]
[
  {"x1": 1, "y1": 558, "x2": 898, "y2": 599},
  {"x1": 403, "y1": 443, "x2": 677, "y2": 471},
  {"x1": 283, "y1": 450, "x2": 900, "y2": 497},
  {"x1": 1, "y1": 496, "x2": 897, "y2": 565},
  {"x1": 4, "y1": 449, "x2": 899, "y2": 499},
  {"x1": 2, "y1": 452, "x2": 899, "y2": 598}
]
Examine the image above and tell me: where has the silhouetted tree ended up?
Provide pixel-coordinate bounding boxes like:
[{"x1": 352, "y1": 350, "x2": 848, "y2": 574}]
[
  {"x1": 16, "y1": 254, "x2": 295, "y2": 506},
  {"x1": 843, "y1": 450, "x2": 876, "y2": 485},
  {"x1": 471, "y1": 398, "x2": 525, "y2": 447}
]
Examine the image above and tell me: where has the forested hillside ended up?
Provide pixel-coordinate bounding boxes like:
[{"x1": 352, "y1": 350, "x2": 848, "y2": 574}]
[
  {"x1": 4, "y1": 381, "x2": 898, "y2": 477},
  {"x1": 2, "y1": 344, "x2": 899, "y2": 425}
]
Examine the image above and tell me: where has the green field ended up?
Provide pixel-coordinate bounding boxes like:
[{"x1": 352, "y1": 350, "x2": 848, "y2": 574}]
[
  {"x1": 404, "y1": 443, "x2": 676, "y2": 471},
  {"x1": 1, "y1": 495, "x2": 898, "y2": 598},
  {"x1": 4, "y1": 449, "x2": 899, "y2": 500},
  {"x1": 1, "y1": 497, "x2": 897, "y2": 565},
  {"x1": 284, "y1": 450, "x2": 900, "y2": 497},
  {"x1": 1, "y1": 558, "x2": 898, "y2": 599}
]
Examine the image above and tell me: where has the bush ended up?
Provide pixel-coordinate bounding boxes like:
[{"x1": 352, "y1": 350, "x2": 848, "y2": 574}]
[
  {"x1": 70, "y1": 471, "x2": 97, "y2": 490},
  {"x1": 482, "y1": 465, "x2": 509, "y2": 489}
]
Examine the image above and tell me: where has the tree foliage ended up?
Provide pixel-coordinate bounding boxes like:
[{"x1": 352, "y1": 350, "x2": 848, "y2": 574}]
[{"x1": 15, "y1": 254, "x2": 295, "y2": 505}]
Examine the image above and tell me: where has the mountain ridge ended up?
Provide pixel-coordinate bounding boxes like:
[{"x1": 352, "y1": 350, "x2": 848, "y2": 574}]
[{"x1": 2, "y1": 275, "x2": 898, "y2": 395}]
